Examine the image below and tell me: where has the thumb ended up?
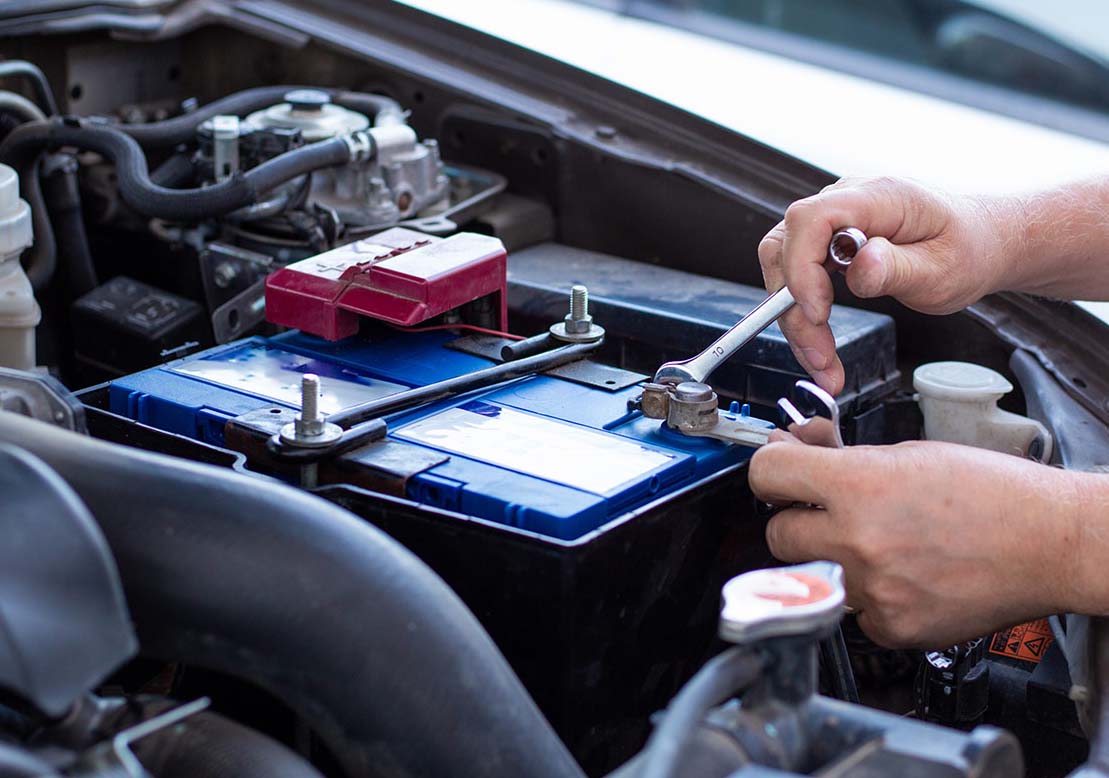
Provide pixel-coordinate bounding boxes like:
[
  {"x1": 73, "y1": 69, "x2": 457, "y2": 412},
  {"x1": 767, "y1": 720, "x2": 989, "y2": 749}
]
[{"x1": 845, "y1": 236, "x2": 935, "y2": 301}]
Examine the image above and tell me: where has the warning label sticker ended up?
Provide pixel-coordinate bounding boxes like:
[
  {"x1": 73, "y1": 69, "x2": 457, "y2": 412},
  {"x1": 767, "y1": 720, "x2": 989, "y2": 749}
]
[{"x1": 989, "y1": 618, "x2": 1055, "y2": 663}]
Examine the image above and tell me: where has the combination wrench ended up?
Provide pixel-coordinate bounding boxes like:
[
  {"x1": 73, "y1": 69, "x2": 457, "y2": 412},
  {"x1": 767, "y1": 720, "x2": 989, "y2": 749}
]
[{"x1": 653, "y1": 227, "x2": 868, "y2": 386}]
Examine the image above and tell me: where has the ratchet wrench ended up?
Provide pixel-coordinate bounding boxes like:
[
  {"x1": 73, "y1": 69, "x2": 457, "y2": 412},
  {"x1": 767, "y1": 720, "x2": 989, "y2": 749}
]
[{"x1": 653, "y1": 227, "x2": 867, "y2": 385}]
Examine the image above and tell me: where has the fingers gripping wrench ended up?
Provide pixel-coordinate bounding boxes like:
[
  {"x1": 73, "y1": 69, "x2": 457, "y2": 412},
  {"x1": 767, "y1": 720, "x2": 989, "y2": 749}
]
[
  {"x1": 778, "y1": 379, "x2": 844, "y2": 448},
  {"x1": 653, "y1": 228, "x2": 867, "y2": 385}
]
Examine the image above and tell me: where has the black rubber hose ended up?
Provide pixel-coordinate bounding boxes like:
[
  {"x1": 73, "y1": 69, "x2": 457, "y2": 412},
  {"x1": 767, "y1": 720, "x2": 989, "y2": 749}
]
[
  {"x1": 41, "y1": 154, "x2": 97, "y2": 297},
  {"x1": 120, "y1": 698, "x2": 325, "y2": 778},
  {"x1": 0, "y1": 89, "x2": 45, "y2": 123},
  {"x1": 0, "y1": 412, "x2": 584, "y2": 778},
  {"x1": 639, "y1": 647, "x2": 764, "y2": 778},
  {"x1": 0, "y1": 119, "x2": 360, "y2": 222},
  {"x1": 149, "y1": 151, "x2": 197, "y2": 188},
  {"x1": 119, "y1": 86, "x2": 404, "y2": 149},
  {"x1": 20, "y1": 156, "x2": 55, "y2": 292},
  {"x1": 0, "y1": 60, "x2": 58, "y2": 116},
  {"x1": 332, "y1": 89, "x2": 406, "y2": 125}
]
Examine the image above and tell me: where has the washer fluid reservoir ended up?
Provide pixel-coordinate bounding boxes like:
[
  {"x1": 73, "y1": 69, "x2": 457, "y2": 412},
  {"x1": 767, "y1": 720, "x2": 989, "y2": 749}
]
[
  {"x1": 0, "y1": 163, "x2": 36, "y2": 370},
  {"x1": 913, "y1": 361, "x2": 1052, "y2": 461}
]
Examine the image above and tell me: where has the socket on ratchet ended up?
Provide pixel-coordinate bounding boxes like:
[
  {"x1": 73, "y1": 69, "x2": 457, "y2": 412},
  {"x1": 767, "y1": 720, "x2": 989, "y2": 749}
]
[{"x1": 653, "y1": 227, "x2": 868, "y2": 385}]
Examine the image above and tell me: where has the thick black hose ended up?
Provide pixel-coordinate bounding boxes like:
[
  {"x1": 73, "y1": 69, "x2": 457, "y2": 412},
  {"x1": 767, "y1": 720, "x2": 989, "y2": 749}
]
[
  {"x1": 0, "y1": 412, "x2": 584, "y2": 778},
  {"x1": 0, "y1": 61, "x2": 58, "y2": 116},
  {"x1": 41, "y1": 154, "x2": 97, "y2": 297},
  {"x1": 640, "y1": 647, "x2": 764, "y2": 778},
  {"x1": 20, "y1": 156, "x2": 54, "y2": 292},
  {"x1": 332, "y1": 89, "x2": 406, "y2": 125},
  {"x1": 119, "y1": 86, "x2": 404, "y2": 149},
  {"x1": 149, "y1": 151, "x2": 197, "y2": 188},
  {"x1": 0, "y1": 89, "x2": 45, "y2": 123},
  {"x1": 121, "y1": 698, "x2": 325, "y2": 778},
  {"x1": 0, "y1": 118, "x2": 359, "y2": 222}
]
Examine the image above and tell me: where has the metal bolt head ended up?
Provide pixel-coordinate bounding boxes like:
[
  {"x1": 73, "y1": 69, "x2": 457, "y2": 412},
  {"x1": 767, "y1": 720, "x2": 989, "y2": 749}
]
[
  {"x1": 213, "y1": 261, "x2": 238, "y2": 289},
  {"x1": 563, "y1": 312, "x2": 593, "y2": 334},
  {"x1": 674, "y1": 382, "x2": 714, "y2": 403},
  {"x1": 564, "y1": 284, "x2": 593, "y2": 334},
  {"x1": 281, "y1": 374, "x2": 342, "y2": 448},
  {"x1": 550, "y1": 283, "x2": 604, "y2": 342}
]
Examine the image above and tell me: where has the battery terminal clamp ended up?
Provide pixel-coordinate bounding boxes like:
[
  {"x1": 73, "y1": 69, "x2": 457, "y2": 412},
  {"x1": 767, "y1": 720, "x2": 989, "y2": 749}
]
[{"x1": 639, "y1": 380, "x2": 772, "y2": 447}]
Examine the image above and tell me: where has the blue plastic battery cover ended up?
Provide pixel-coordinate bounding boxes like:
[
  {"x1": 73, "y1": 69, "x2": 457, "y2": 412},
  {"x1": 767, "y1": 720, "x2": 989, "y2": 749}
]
[
  {"x1": 170, "y1": 342, "x2": 408, "y2": 413},
  {"x1": 108, "y1": 331, "x2": 763, "y2": 539},
  {"x1": 395, "y1": 400, "x2": 678, "y2": 496},
  {"x1": 109, "y1": 339, "x2": 410, "y2": 444}
]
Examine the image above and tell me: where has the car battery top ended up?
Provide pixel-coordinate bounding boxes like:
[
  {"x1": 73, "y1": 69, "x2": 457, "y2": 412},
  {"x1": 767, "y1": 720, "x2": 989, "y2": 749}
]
[
  {"x1": 108, "y1": 330, "x2": 766, "y2": 539},
  {"x1": 265, "y1": 227, "x2": 508, "y2": 340}
]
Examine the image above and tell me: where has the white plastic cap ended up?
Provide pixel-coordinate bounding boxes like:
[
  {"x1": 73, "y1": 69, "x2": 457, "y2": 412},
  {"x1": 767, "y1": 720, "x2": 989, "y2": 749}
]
[
  {"x1": 913, "y1": 361, "x2": 1012, "y2": 403},
  {"x1": 0, "y1": 164, "x2": 32, "y2": 258}
]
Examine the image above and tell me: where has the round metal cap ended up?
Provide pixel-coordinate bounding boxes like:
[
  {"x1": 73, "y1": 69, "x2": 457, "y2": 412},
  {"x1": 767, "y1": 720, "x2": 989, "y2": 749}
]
[
  {"x1": 719, "y1": 561, "x2": 845, "y2": 644},
  {"x1": 284, "y1": 88, "x2": 331, "y2": 112}
]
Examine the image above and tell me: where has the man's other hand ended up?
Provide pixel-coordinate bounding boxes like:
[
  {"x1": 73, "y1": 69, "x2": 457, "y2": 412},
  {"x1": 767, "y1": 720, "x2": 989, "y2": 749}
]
[{"x1": 749, "y1": 437, "x2": 1097, "y2": 648}]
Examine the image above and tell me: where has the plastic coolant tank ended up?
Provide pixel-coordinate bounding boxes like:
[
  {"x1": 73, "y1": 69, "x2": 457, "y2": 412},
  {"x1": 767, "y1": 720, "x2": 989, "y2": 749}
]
[
  {"x1": 0, "y1": 163, "x2": 37, "y2": 370},
  {"x1": 913, "y1": 361, "x2": 1052, "y2": 460}
]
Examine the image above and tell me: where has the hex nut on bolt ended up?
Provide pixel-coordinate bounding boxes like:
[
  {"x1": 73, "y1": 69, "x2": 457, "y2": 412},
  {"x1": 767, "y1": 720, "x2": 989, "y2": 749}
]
[
  {"x1": 280, "y1": 373, "x2": 343, "y2": 448},
  {"x1": 550, "y1": 284, "x2": 605, "y2": 343}
]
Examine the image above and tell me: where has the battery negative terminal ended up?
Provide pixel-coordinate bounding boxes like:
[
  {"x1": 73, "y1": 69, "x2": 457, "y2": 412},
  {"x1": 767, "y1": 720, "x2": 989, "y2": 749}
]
[{"x1": 640, "y1": 381, "x2": 772, "y2": 447}]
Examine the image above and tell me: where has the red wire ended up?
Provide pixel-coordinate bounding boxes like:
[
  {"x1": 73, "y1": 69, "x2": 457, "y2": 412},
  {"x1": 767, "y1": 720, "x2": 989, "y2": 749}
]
[{"x1": 392, "y1": 322, "x2": 526, "y2": 341}]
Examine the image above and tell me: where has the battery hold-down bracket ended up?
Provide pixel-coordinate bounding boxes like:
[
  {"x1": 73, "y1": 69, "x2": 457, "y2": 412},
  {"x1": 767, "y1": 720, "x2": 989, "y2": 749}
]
[{"x1": 265, "y1": 227, "x2": 508, "y2": 340}]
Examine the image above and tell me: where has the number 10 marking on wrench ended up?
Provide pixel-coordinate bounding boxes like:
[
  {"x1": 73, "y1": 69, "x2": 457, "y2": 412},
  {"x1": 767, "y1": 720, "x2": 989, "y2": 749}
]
[{"x1": 653, "y1": 228, "x2": 867, "y2": 386}]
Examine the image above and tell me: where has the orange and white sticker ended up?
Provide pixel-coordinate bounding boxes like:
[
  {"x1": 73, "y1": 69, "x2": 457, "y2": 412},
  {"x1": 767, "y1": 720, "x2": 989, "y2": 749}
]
[{"x1": 989, "y1": 618, "x2": 1055, "y2": 663}]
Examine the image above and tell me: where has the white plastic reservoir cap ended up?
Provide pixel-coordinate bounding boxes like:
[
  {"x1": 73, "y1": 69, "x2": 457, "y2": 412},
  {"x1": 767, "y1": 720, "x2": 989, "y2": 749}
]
[
  {"x1": 0, "y1": 164, "x2": 32, "y2": 257},
  {"x1": 913, "y1": 361, "x2": 1012, "y2": 402}
]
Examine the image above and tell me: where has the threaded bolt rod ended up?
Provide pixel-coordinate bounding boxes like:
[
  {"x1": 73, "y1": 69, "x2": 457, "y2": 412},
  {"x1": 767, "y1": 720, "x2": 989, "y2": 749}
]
[
  {"x1": 301, "y1": 374, "x2": 320, "y2": 423},
  {"x1": 570, "y1": 285, "x2": 588, "y2": 321}
]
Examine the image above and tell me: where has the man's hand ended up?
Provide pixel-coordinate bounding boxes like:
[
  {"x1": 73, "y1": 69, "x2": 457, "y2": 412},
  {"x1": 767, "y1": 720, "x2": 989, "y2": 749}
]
[
  {"x1": 748, "y1": 436, "x2": 1101, "y2": 648},
  {"x1": 758, "y1": 177, "x2": 1012, "y2": 394},
  {"x1": 760, "y1": 175, "x2": 1109, "y2": 394}
]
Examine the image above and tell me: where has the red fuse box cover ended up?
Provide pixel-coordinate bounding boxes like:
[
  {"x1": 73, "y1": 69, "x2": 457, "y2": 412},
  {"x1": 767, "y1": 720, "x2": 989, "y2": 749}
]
[{"x1": 265, "y1": 227, "x2": 507, "y2": 340}]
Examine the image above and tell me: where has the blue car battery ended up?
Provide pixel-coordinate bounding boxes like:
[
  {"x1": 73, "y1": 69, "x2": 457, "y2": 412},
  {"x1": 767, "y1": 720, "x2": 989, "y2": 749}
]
[
  {"x1": 90, "y1": 233, "x2": 899, "y2": 773},
  {"x1": 108, "y1": 330, "x2": 770, "y2": 540}
]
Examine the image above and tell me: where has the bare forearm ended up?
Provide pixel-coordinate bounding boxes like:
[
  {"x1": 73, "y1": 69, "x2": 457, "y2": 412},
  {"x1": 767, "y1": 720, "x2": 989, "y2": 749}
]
[
  {"x1": 1064, "y1": 471, "x2": 1109, "y2": 617},
  {"x1": 994, "y1": 176, "x2": 1109, "y2": 301}
]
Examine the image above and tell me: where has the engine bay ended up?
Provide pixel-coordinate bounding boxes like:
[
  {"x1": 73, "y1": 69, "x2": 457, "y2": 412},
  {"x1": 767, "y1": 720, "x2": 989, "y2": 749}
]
[{"x1": 0, "y1": 6, "x2": 1107, "y2": 778}]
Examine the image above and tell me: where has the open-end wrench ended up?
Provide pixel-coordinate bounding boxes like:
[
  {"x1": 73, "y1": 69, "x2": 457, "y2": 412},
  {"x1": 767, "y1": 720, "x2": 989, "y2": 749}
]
[
  {"x1": 778, "y1": 379, "x2": 844, "y2": 448},
  {"x1": 653, "y1": 227, "x2": 867, "y2": 385}
]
